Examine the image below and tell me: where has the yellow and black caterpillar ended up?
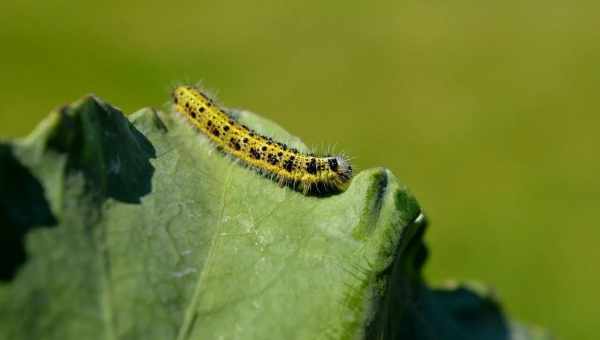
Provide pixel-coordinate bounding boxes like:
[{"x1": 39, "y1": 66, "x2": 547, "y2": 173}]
[{"x1": 172, "y1": 85, "x2": 353, "y2": 194}]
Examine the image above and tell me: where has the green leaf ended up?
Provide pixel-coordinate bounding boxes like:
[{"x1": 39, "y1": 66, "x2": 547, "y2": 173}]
[{"x1": 0, "y1": 96, "x2": 548, "y2": 339}]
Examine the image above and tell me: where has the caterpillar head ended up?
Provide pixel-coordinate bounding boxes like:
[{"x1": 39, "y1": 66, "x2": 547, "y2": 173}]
[{"x1": 329, "y1": 155, "x2": 353, "y2": 183}]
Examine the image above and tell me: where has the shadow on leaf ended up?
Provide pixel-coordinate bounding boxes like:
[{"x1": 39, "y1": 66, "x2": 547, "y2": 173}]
[
  {"x1": 0, "y1": 96, "x2": 157, "y2": 281},
  {"x1": 0, "y1": 144, "x2": 57, "y2": 281},
  {"x1": 367, "y1": 217, "x2": 509, "y2": 340},
  {"x1": 49, "y1": 96, "x2": 156, "y2": 204}
]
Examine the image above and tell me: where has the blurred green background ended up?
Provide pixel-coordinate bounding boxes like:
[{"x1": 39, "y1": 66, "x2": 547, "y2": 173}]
[{"x1": 1, "y1": 0, "x2": 598, "y2": 338}]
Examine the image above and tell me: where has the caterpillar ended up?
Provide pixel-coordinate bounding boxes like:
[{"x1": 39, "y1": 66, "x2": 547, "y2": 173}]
[{"x1": 172, "y1": 85, "x2": 353, "y2": 195}]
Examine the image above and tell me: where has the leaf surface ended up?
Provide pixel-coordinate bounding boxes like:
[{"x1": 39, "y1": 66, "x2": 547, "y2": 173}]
[{"x1": 0, "y1": 96, "x2": 548, "y2": 340}]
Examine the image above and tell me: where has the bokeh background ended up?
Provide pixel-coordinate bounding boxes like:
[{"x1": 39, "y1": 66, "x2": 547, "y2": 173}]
[{"x1": 1, "y1": 0, "x2": 598, "y2": 338}]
